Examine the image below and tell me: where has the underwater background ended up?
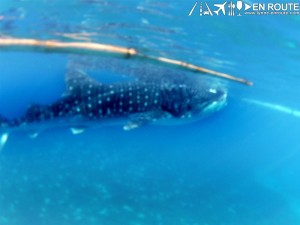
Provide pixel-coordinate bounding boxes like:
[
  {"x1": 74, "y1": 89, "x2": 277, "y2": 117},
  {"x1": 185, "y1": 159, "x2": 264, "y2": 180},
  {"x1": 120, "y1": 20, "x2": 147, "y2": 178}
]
[{"x1": 0, "y1": 0, "x2": 300, "y2": 224}]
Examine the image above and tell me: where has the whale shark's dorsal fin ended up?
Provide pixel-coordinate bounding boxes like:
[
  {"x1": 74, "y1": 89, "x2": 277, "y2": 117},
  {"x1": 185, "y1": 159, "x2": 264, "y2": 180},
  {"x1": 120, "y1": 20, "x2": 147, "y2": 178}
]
[{"x1": 65, "y1": 69, "x2": 102, "y2": 95}]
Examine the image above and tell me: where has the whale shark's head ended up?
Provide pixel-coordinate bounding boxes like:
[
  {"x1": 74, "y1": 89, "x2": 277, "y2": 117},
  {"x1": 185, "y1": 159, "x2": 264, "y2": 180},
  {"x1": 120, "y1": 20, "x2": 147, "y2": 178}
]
[
  {"x1": 189, "y1": 86, "x2": 227, "y2": 118},
  {"x1": 161, "y1": 80, "x2": 227, "y2": 121}
]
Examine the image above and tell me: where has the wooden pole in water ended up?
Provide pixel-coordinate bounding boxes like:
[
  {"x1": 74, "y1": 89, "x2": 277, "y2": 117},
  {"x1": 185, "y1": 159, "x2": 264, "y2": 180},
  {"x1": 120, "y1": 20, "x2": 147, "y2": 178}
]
[{"x1": 0, "y1": 38, "x2": 253, "y2": 86}]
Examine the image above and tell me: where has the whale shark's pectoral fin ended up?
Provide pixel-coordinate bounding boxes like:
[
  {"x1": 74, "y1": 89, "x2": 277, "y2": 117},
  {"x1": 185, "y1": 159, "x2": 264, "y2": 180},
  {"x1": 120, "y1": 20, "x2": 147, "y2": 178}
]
[
  {"x1": 123, "y1": 121, "x2": 140, "y2": 131},
  {"x1": 70, "y1": 126, "x2": 87, "y2": 135},
  {"x1": 123, "y1": 111, "x2": 166, "y2": 131},
  {"x1": 28, "y1": 131, "x2": 40, "y2": 139},
  {"x1": 0, "y1": 133, "x2": 9, "y2": 153}
]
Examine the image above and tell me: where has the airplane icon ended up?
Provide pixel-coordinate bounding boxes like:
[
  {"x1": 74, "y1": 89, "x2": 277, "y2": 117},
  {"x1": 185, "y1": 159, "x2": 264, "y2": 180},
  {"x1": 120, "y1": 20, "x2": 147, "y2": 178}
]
[{"x1": 214, "y1": 1, "x2": 227, "y2": 15}]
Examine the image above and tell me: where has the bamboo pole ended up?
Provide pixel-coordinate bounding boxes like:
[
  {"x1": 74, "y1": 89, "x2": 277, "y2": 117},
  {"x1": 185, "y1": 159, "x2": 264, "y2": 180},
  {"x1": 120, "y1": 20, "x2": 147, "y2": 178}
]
[{"x1": 0, "y1": 38, "x2": 253, "y2": 86}]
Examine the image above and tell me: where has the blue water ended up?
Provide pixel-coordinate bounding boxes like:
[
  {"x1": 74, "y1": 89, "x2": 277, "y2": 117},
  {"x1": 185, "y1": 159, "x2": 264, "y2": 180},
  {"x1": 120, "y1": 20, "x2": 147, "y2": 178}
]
[{"x1": 0, "y1": 1, "x2": 300, "y2": 224}]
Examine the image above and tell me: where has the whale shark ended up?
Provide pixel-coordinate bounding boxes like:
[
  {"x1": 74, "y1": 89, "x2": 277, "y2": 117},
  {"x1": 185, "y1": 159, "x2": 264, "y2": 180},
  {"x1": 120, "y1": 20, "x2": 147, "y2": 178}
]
[{"x1": 0, "y1": 70, "x2": 227, "y2": 150}]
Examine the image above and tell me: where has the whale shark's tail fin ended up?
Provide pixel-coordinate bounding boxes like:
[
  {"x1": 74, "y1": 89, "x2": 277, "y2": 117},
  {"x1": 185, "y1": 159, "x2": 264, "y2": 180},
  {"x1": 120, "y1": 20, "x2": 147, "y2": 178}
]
[{"x1": 0, "y1": 115, "x2": 10, "y2": 152}]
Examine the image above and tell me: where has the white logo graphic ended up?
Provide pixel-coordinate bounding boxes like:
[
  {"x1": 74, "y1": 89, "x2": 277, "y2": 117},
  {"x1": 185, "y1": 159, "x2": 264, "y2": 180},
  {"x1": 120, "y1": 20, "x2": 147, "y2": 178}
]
[
  {"x1": 228, "y1": 2, "x2": 235, "y2": 16},
  {"x1": 188, "y1": 1, "x2": 300, "y2": 16},
  {"x1": 244, "y1": 3, "x2": 252, "y2": 11},
  {"x1": 189, "y1": 1, "x2": 213, "y2": 16},
  {"x1": 214, "y1": 2, "x2": 227, "y2": 15},
  {"x1": 203, "y1": 2, "x2": 213, "y2": 15}
]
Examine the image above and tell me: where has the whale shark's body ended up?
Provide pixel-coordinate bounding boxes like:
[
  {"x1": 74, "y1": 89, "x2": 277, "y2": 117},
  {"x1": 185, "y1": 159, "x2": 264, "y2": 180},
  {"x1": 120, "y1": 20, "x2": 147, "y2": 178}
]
[{"x1": 0, "y1": 70, "x2": 227, "y2": 150}]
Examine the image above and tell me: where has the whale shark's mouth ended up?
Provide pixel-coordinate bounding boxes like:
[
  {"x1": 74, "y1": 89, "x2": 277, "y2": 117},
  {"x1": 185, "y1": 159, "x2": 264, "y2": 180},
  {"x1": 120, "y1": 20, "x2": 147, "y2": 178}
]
[
  {"x1": 177, "y1": 88, "x2": 228, "y2": 123},
  {"x1": 203, "y1": 90, "x2": 228, "y2": 115}
]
